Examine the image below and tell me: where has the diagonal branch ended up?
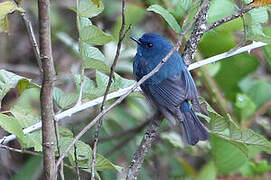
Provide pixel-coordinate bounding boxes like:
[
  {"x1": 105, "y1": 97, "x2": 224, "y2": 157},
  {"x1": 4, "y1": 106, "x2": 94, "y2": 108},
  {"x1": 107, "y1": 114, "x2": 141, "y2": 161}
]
[
  {"x1": 21, "y1": 13, "x2": 43, "y2": 73},
  {"x1": 126, "y1": 112, "x2": 163, "y2": 180},
  {"x1": 182, "y1": 0, "x2": 211, "y2": 65},
  {"x1": 90, "y1": 0, "x2": 129, "y2": 178},
  {"x1": 205, "y1": 6, "x2": 254, "y2": 32},
  {"x1": 0, "y1": 42, "x2": 267, "y2": 146}
]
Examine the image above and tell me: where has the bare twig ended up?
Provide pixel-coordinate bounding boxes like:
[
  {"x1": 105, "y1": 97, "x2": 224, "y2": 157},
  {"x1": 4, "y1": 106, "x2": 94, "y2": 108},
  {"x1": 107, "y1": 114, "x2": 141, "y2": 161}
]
[
  {"x1": 0, "y1": 144, "x2": 41, "y2": 156},
  {"x1": 0, "y1": 41, "x2": 267, "y2": 145},
  {"x1": 243, "y1": 100, "x2": 271, "y2": 128},
  {"x1": 126, "y1": 112, "x2": 163, "y2": 180},
  {"x1": 182, "y1": 0, "x2": 211, "y2": 65},
  {"x1": 74, "y1": 143, "x2": 80, "y2": 180},
  {"x1": 56, "y1": 27, "x2": 184, "y2": 168},
  {"x1": 91, "y1": 0, "x2": 129, "y2": 178},
  {"x1": 21, "y1": 13, "x2": 42, "y2": 73},
  {"x1": 54, "y1": 121, "x2": 64, "y2": 180},
  {"x1": 205, "y1": 6, "x2": 254, "y2": 32},
  {"x1": 38, "y1": 0, "x2": 56, "y2": 179},
  {"x1": 126, "y1": 1, "x2": 212, "y2": 179}
]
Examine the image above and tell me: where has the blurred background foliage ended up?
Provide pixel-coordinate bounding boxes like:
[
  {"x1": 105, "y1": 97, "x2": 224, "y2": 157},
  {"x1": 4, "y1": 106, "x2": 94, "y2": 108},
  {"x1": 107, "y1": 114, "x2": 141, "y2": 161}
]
[{"x1": 1, "y1": 0, "x2": 271, "y2": 179}]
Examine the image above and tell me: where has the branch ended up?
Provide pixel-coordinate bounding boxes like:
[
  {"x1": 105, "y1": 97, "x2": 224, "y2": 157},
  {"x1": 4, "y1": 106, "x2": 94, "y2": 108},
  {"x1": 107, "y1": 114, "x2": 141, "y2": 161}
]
[
  {"x1": 205, "y1": 6, "x2": 254, "y2": 32},
  {"x1": 38, "y1": 0, "x2": 56, "y2": 179},
  {"x1": 21, "y1": 13, "x2": 43, "y2": 73},
  {"x1": 0, "y1": 41, "x2": 267, "y2": 145},
  {"x1": 182, "y1": 0, "x2": 211, "y2": 65},
  {"x1": 187, "y1": 41, "x2": 267, "y2": 71},
  {"x1": 55, "y1": 28, "x2": 185, "y2": 168},
  {"x1": 0, "y1": 144, "x2": 41, "y2": 156},
  {"x1": 91, "y1": 0, "x2": 129, "y2": 178},
  {"x1": 126, "y1": 112, "x2": 163, "y2": 180}
]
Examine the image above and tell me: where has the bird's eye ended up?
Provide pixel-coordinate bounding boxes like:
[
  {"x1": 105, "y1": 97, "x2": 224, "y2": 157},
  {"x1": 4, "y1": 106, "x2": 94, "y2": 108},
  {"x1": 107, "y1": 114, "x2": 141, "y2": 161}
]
[{"x1": 147, "y1": 43, "x2": 153, "y2": 48}]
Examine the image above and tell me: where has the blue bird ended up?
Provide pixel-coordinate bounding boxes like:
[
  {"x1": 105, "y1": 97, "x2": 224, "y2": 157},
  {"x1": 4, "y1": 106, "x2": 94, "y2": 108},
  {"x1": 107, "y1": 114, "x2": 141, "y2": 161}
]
[{"x1": 131, "y1": 33, "x2": 208, "y2": 145}]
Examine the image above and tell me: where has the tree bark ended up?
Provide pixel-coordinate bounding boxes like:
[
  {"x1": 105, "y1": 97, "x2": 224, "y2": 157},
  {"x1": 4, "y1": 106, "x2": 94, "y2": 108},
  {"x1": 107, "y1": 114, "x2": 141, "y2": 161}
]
[{"x1": 38, "y1": 0, "x2": 56, "y2": 179}]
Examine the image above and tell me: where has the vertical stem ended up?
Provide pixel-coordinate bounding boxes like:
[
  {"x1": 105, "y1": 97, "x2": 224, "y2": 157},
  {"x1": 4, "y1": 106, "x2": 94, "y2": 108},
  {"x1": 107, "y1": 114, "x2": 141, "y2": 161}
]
[
  {"x1": 38, "y1": 0, "x2": 56, "y2": 179},
  {"x1": 126, "y1": 112, "x2": 163, "y2": 180}
]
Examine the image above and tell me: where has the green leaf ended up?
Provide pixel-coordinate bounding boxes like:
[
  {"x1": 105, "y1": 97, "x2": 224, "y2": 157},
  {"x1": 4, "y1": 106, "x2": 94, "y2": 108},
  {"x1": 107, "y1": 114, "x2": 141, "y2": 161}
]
[
  {"x1": 0, "y1": 113, "x2": 24, "y2": 141},
  {"x1": 161, "y1": 131, "x2": 184, "y2": 148},
  {"x1": 80, "y1": 41, "x2": 110, "y2": 72},
  {"x1": 78, "y1": 0, "x2": 104, "y2": 18},
  {"x1": 196, "y1": 161, "x2": 216, "y2": 180},
  {"x1": 211, "y1": 135, "x2": 248, "y2": 174},
  {"x1": 204, "y1": 99, "x2": 271, "y2": 155},
  {"x1": 0, "y1": 70, "x2": 38, "y2": 106},
  {"x1": 80, "y1": 25, "x2": 113, "y2": 45},
  {"x1": 246, "y1": 80, "x2": 271, "y2": 108},
  {"x1": 12, "y1": 156, "x2": 42, "y2": 180},
  {"x1": 235, "y1": 93, "x2": 256, "y2": 120},
  {"x1": 207, "y1": 0, "x2": 235, "y2": 24},
  {"x1": 60, "y1": 137, "x2": 92, "y2": 168},
  {"x1": 53, "y1": 87, "x2": 78, "y2": 109},
  {"x1": 0, "y1": 1, "x2": 24, "y2": 33},
  {"x1": 10, "y1": 105, "x2": 40, "y2": 128},
  {"x1": 96, "y1": 154, "x2": 123, "y2": 172},
  {"x1": 147, "y1": 4, "x2": 181, "y2": 33}
]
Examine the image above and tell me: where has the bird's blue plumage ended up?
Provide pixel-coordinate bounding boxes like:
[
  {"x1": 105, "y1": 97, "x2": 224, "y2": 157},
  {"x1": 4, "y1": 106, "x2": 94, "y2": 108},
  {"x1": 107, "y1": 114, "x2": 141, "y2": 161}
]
[{"x1": 132, "y1": 33, "x2": 208, "y2": 145}]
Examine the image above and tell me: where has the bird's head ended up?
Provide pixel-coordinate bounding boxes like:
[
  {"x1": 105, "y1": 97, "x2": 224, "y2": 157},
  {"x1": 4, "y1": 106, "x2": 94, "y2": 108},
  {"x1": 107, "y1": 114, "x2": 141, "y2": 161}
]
[{"x1": 131, "y1": 33, "x2": 173, "y2": 59}]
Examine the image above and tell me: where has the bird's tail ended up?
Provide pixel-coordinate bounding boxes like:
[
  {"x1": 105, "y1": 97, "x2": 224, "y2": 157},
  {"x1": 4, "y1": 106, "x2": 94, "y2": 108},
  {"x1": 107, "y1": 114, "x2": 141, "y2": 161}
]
[{"x1": 180, "y1": 101, "x2": 208, "y2": 145}]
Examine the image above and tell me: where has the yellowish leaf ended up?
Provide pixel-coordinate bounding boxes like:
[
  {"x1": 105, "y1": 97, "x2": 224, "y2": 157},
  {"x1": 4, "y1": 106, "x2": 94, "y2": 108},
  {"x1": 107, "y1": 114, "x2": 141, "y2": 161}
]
[
  {"x1": 91, "y1": 0, "x2": 100, "y2": 7},
  {"x1": 248, "y1": 0, "x2": 271, "y2": 7},
  {"x1": 0, "y1": 1, "x2": 25, "y2": 33}
]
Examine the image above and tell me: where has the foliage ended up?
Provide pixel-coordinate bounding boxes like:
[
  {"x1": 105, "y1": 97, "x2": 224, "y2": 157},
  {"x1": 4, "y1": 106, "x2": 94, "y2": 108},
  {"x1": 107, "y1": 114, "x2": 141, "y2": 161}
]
[{"x1": 1, "y1": 0, "x2": 271, "y2": 179}]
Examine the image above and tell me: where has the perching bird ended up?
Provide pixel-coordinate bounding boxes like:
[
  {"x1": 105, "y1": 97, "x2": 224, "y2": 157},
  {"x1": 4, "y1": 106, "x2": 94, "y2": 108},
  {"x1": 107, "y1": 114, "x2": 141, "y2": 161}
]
[{"x1": 131, "y1": 33, "x2": 208, "y2": 145}]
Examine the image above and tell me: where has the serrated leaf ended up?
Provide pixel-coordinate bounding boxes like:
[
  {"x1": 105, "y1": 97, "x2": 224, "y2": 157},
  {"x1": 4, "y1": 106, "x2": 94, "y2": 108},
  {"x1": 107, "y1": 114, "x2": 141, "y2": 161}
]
[
  {"x1": 78, "y1": 0, "x2": 104, "y2": 18},
  {"x1": 60, "y1": 137, "x2": 92, "y2": 168},
  {"x1": 211, "y1": 135, "x2": 248, "y2": 174},
  {"x1": 147, "y1": 4, "x2": 181, "y2": 33},
  {"x1": 80, "y1": 25, "x2": 113, "y2": 45},
  {"x1": 0, "y1": 70, "x2": 38, "y2": 105},
  {"x1": 58, "y1": 93, "x2": 78, "y2": 109},
  {"x1": 10, "y1": 105, "x2": 40, "y2": 128},
  {"x1": 80, "y1": 41, "x2": 110, "y2": 72},
  {"x1": 203, "y1": 99, "x2": 271, "y2": 155},
  {"x1": 0, "y1": 113, "x2": 24, "y2": 141},
  {"x1": 0, "y1": 1, "x2": 24, "y2": 33}
]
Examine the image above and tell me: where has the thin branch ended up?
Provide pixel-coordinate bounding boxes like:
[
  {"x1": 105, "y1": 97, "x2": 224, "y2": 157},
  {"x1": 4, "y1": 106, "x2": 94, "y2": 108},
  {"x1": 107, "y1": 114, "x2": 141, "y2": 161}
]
[
  {"x1": 242, "y1": 100, "x2": 271, "y2": 128},
  {"x1": 0, "y1": 41, "x2": 267, "y2": 145},
  {"x1": 21, "y1": 13, "x2": 43, "y2": 73},
  {"x1": 56, "y1": 27, "x2": 185, "y2": 168},
  {"x1": 38, "y1": 0, "x2": 56, "y2": 179},
  {"x1": 91, "y1": 0, "x2": 129, "y2": 178},
  {"x1": 74, "y1": 143, "x2": 80, "y2": 180},
  {"x1": 205, "y1": 6, "x2": 254, "y2": 32},
  {"x1": 0, "y1": 144, "x2": 41, "y2": 156},
  {"x1": 187, "y1": 41, "x2": 267, "y2": 71},
  {"x1": 54, "y1": 121, "x2": 64, "y2": 180},
  {"x1": 126, "y1": 112, "x2": 163, "y2": 180},
  {"x1": 98, "y1": 120, "x2": 150, "y2": 142},
  {"x1": 182, "y1": 0, "x2": 211, "y2": 65}
]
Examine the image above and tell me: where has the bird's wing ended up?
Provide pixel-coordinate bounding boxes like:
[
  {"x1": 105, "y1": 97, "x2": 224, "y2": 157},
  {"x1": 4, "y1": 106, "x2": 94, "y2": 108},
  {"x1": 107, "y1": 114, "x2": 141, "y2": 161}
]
[{"x1": 148, "y1": 69, "x2": 198, "y2": 108}]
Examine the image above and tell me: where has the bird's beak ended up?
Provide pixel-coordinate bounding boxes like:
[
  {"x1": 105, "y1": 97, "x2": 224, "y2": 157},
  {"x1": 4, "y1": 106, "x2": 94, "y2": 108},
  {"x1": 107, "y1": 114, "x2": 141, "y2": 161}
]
[{"x1": 130, "y1": 36, "x2": 142, "y2": 45}]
